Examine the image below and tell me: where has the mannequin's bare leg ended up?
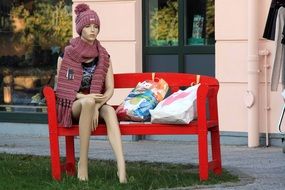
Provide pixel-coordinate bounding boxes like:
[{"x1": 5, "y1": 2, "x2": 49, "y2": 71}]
[
  {"x1": 72, "y1": 97, "x2": 95, "y2": 181},
  {"x1": 100, "y1": 105, "x2": 127, "y2": 183}
]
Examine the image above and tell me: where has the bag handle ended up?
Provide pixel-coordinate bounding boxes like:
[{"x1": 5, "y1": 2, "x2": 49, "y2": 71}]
[
  {"x1": 152, "y1": 72, "x2": 155, "y2": 81},
  {"x1": 152, "y1": 73, "x2": 162, "y2": 83},
  {"x1": 191, "y1": 75, "x2": 200, "y2": 86}
]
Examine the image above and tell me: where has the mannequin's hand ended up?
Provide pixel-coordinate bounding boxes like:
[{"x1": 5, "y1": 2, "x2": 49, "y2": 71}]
[
  {"x1": 76, "y1": 93, "x2": 107, "y2": 103},
  {"x1": 91, "y1": 105, "x2": 100, "y2": 131},
  {"x1": 76, "y1": 93, "x2": 88, "y2": 99},
  {"x1": 87, "y1": 93, "x2": 107, "y2": 103}
]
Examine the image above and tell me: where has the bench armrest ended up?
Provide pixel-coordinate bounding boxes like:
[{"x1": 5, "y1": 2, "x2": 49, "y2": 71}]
[
  {"x1": 196, "y1": 84, "x2": 219, "y2": 131},
  {"x1": 43, "y1": 86, "x2": 58, "y2": 132}
]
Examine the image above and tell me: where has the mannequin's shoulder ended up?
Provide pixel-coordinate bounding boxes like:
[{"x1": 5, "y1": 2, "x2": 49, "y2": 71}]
[{"x1": 57, "y1": 56, "x2": 63, "y2": 62}]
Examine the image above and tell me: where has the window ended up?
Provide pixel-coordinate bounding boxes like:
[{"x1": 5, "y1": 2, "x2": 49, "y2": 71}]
[
  {"x1": 148, "y1": 0, "x2": 178, "y2": 47},
  {"x1": 143, "y1": 0, "x2": 215, "y2": 75},
  {"x1": 0, "y1": 0, "x2": 72, "y2": 122},
  {"x1": 185, "y1": 0, "x2": 215, "y2": 46}
]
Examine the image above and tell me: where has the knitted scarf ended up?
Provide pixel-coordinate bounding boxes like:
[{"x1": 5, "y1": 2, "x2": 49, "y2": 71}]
[{"x1": 56, "y1": 37, "x2": 109, "y2": 127}]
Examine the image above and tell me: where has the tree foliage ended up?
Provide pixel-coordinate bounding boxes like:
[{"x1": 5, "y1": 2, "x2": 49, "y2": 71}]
[
  {"x1": 10, "y1": 1, "x2": 72, "y2": 51},
  {"x1": 149, "y1": 0, "x2": 178, "y2": 42},
  {"x1": 206, "y1": 0, "x2": 215, "y2": 39}
]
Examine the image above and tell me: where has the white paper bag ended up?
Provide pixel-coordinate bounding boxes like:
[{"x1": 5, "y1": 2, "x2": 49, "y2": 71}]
[{"x1": 149, "y1": 84, "x2": 200, "y2": 124}]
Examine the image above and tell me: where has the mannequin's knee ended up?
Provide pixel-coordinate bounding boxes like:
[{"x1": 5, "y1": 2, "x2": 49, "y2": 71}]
[
  {"x1": 80, "y1": 97, "x2": 96, "y2": 109},
  {"x1": 101, "y1": 105, "x2": 115, "y2": 115},
  {"x1": 100, "y1": 105, "x2": 117, "y2": 120}
]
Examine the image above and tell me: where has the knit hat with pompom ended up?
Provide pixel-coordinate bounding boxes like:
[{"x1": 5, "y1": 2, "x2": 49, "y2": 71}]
[{"x1": 75, "y1": 3, "x2": 100, "y2": 35}]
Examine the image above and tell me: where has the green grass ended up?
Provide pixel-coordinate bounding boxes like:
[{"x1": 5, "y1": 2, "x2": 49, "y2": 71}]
[{"x1": 0, "y1": 153, "x2": 239, "y2": 190}]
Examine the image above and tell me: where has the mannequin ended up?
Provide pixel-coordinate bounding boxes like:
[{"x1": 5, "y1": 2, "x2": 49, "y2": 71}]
[{"x1": 56, "y1": 3, "x2": 127, "y2": 183}]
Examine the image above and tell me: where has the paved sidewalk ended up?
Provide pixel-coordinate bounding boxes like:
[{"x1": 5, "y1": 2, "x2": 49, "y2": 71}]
[{"x1": 0, "y1": 135, "x2": 285, "y2": 190}]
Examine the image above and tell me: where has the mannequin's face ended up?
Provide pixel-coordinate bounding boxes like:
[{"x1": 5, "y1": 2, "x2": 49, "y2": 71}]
[{"x1": 81, "y1": 24, "x2": 99, "y2": 44}]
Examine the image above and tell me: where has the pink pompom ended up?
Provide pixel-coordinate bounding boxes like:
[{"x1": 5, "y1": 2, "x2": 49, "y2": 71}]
[{"x1": 75, "y1": 3, "x2": 90, "y2": 15}]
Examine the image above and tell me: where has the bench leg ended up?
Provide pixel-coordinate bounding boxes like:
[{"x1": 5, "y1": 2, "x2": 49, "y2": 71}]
[
  {"x1": 65, "y1": 136, "x2": 76, "y2": 176},
  {"x1": 49, "y1": 132, "x2": 61, "y2": 180},
  {"x1": 211, "y1": 127, "x2": 222, "y2": 175},
  {"x1": 198, "y1": 132, "x2": 209, "y2": 181}
]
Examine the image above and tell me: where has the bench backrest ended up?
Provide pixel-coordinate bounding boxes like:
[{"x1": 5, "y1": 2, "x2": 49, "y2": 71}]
[
  {"x1": 114, "y1": 72, "x2": 219, "y2": 93},
  {"x1": 43, "y1": 73, "x2": 219, "y2": 129}
]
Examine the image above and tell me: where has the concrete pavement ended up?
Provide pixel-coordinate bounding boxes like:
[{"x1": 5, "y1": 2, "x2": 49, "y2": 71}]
[{"x1": 0, "y1": 134, "x2": 285, "y2": 190}]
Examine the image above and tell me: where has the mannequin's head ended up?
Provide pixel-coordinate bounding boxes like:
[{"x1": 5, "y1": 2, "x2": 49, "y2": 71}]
[
  {"x1": 75, "y1": 3, "x2": 100, "y2": 36},
  {"x1": 81, "y1": 24, "x2": 99, "y2": 44}
]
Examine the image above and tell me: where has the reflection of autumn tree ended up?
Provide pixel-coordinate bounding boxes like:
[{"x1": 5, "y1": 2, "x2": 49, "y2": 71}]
[
  {"x1": 149, "y1": 0, "x2": 178, "y2": 43},
  {"x1": 206, "y1": 0, "x2": 214, "y2": 39},
  {"x1": 10, "y1": 1, "x2": 72, "y2": 52}
]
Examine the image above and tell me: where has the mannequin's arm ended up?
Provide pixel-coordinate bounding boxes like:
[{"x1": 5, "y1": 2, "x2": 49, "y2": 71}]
[
  {"x1": 54, "y1": 56, "x2": 62, "y2": 89},
  {"x1": 94, "y1": 60, "x2": 114, "y2": 108},
  {"x1": 76, "y1": 60, "x2": 114, "y2": 108},
  {"x1": 92, "y1": 61, "x2": 114, "y2": 129},
  {"x1": 57, "y1": 56, "x2": 62, "y2": 77}
]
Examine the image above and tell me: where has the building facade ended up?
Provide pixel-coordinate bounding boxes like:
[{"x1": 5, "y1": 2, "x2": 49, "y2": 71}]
[{"x1": 0, "y1": 0, "x2": 283, "y2": 146}]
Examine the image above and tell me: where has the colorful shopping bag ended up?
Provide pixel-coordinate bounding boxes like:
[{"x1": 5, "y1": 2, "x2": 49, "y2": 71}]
[{"x1": 116, "y1": 75, "x2": 169, "y2": 121}]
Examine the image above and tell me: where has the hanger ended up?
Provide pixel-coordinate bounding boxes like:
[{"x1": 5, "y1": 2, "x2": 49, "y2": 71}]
[
  {"x1": 190, "y1": 75, "x2": 200, "y2": 86},
  {"x1": 277, "y1": 0, "x2": 285, "y2": 7}
]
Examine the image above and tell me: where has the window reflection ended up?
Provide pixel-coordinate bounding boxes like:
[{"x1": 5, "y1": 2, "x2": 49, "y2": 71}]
[
  {"x1": 185, "y1": 0, "x2": 215, "y2": 45},
  {"x1": 147, "y1": 0, "x2": 215, "y2": 47},
  {"x1": 0, "y1": 0, "x2": 72, "y2": 112},
  {"x1": 148, "y1": 0, "x2": 178, "y2": 47}
]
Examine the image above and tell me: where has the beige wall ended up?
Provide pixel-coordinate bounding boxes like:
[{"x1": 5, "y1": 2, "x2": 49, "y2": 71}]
[{"x1": 216, "y1": 0, "x2": 284, "y2": 134}]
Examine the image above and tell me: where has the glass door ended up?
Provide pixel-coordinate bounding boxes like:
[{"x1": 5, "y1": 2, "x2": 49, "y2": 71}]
[{"x1": 0, "y1": 0, "x2": 72, "y2": 123}]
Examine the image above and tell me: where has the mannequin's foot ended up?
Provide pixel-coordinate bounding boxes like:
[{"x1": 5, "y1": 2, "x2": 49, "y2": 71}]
[
  {"x1": 77, "y1": 161, "x2": 88, "y2": 181},
  {"x1": 117, "y1": 171, "x2": 127, "y2": 183}
]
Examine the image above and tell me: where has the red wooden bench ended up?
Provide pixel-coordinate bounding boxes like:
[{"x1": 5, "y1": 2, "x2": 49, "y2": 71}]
[{"x1": 43, "y1": 72, "x2": 222, "y2": 181}]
